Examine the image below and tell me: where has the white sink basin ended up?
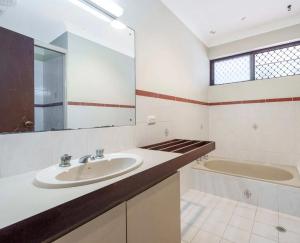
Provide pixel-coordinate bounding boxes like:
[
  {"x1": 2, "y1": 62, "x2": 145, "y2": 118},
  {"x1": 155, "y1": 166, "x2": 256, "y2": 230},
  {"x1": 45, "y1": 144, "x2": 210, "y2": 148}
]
[{"x1": 35, "y1": 153, "x2": 143, "y2": 188}]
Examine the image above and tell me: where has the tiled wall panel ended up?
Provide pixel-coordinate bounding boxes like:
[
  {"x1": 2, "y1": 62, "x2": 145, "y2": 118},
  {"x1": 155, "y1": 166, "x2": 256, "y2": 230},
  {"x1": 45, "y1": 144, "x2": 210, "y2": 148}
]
[
  {"x1": 209, "y1": 101, "x2": 300, "y2": 166},
  {"x1": 193, "y1": 169, "x2": 300, "y2": 217}
]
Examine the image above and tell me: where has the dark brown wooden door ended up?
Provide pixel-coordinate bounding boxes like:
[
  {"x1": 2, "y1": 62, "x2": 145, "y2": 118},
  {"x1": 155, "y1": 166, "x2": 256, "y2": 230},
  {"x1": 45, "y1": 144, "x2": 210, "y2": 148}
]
[{"x1": 0, "y1": 27, "x2": 34, "y2": 133}]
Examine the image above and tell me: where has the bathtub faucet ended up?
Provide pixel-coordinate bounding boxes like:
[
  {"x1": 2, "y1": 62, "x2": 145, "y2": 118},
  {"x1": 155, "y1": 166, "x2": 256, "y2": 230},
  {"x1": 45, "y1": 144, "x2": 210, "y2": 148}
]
[{"x1": 196, "y1": 155, "x2": 209, "y2": 164}]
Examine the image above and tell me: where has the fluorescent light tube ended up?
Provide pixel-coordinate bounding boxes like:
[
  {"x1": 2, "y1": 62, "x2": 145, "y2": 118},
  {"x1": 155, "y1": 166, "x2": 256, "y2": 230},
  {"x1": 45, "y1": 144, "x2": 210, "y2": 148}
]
[
  {"x1": 88, "y1": 0, "x2": 124, "y2": 17},
  {"x1": 68, "y1": 0, "x2": 111, "y2": 22}
]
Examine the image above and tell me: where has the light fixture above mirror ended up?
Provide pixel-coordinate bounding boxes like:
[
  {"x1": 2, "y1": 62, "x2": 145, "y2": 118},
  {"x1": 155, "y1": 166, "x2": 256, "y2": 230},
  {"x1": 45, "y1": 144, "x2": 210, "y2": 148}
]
[
  {"x1": 86, "y1": 0, "x2": 124, "y2": 17},
  {"x1": 69, "y1": 0, "x2": 126, "y2": 30}
]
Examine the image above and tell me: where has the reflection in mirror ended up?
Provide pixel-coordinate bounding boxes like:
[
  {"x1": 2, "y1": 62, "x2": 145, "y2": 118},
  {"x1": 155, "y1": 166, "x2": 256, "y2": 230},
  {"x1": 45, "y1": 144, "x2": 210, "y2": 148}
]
[
  {"x1": 0, "y1": 0, "x2": 135, "y2": 133},
  {"x1": 34, "y1": 47, "x2": 65, "y2": 132}
]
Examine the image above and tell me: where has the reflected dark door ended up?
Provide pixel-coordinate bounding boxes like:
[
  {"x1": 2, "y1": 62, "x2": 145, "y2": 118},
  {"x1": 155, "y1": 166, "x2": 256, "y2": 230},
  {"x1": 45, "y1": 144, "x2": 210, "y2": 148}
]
[{"x1": 0, "y1": 27, "x2": 34, "y2": 133}]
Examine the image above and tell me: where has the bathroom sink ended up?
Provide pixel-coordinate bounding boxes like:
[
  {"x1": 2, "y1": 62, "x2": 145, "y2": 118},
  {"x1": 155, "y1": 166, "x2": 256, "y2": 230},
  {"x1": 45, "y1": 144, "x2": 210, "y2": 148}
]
[{"x1": 35, "y1": 153, "x2": 143, "y2": 188}]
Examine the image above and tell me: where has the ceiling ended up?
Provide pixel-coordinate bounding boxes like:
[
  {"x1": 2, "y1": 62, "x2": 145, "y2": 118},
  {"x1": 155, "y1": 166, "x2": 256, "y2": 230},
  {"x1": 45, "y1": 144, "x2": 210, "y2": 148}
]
[{"x1": 161, "y1": 0, "x2": 300, "y2": 47}]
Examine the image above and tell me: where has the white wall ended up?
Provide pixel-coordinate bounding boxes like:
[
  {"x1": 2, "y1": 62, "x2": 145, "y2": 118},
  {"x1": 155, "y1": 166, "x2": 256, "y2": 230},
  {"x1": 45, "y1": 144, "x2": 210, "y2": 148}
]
[
  {"x1": 0, "y1": 0, "x2": 209, "y2": 178},
  {"x1": 120, "y1": 0, "x2": 209, "y2": 102},
  {"x1": 120, "y1": 0, "x2": 210, "y2": 193},
  {"x1": 54, "y1": 32, "x2": 136, "y2": 128},
  {"x1": 208, "y1": 24, "x2": 300, "y2": 103},
  {"x1": 208, "y1": 25, "x2": 300, "y2": 166},
  {"x1": 67, "y1": 106, "x2": 135, "y2": 129},
  {"x1": 64, "y1": 33, "x2": 135, "y2": 105},
  {"x1": 208, "y1": 24, "x2": 300, "y2": 60},
  {"x1": 209, "y1": 102, "x2": 300, "y2": 166},
  {"x1": 121, "y1": 0, "x2": 210, "y2": 145},
  {"x1": 208, "y1": 75, "x2": 300, "y2": 103}
]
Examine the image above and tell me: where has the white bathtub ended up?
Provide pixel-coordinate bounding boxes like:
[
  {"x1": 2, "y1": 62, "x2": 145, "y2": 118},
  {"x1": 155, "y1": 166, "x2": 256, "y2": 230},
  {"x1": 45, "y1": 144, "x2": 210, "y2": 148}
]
[
  {"x1": 192, "y1": 158, "x2": 300, "y2": 217},
  {"x1": 195, "y1": 159, "x2": 300, "y2": 187}
]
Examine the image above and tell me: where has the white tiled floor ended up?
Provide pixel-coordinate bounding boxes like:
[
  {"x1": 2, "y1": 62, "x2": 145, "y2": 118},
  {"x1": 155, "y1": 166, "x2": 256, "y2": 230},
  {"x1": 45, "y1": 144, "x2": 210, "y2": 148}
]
[{"x1": 181, "y1": 189, "x2": 300, "y2": 243}]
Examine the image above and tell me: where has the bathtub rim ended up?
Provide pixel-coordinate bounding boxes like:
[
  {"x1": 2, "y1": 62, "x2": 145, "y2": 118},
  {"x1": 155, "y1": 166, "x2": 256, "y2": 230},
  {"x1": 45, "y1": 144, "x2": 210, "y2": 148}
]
[{"x1": 192, "y1": 157, "x2": 300, "y2": 188}]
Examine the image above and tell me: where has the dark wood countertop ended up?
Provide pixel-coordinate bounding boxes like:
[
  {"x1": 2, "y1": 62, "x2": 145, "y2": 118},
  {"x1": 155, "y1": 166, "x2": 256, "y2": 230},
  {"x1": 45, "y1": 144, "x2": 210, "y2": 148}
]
[{"x1": 0, "y1": 140, "x2": 215, "y2": 243}]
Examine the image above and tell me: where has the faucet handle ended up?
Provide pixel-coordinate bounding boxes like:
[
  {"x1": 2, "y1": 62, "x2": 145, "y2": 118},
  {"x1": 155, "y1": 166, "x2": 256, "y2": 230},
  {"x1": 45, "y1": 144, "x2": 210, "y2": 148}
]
[
  {"x1": 96, "y1": 149, "x2": 104, "y2": 158},
  {"x1": 59, "y1": 154, "x2": 72, "y2": 167}
]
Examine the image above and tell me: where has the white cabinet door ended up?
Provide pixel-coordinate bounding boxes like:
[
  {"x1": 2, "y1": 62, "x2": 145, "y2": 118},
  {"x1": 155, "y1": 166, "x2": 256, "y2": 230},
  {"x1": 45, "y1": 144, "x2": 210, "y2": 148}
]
[
  {"x1": 54, "y1": 203, "x2": 126, "y2": 243},
  {"x1": 127, "y1": 172, "x2": 181, "y2": 243}
]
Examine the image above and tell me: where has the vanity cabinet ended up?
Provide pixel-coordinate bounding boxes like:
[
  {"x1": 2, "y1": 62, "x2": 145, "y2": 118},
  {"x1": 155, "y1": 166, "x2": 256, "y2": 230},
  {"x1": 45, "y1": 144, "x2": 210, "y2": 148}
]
[
  {"x1": 54, "y1": 173, "x2": 180, "y2": 243},
  {"x1": 127, "y1": 172, "x2": 181, "y2": 243},
  {"x1": 54, "y1": 203, "x2": 126, "y2": 243}
]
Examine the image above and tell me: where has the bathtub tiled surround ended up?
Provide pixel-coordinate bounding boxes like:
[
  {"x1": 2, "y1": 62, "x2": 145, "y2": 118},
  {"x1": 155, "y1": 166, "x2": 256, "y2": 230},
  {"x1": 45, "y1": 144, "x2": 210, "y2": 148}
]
[
  {"x1": 191, "y1": 169, "x2": 300, "y2": 218},
  {"x1": 136, "y1": 88, "x2": 300, "y2": 169},
  {"x1": 209, "y1": 101, "x2": 300, "y2": 167},
  {"x1": 181, "y1": 189, "x2": 300, "y2": 243}
]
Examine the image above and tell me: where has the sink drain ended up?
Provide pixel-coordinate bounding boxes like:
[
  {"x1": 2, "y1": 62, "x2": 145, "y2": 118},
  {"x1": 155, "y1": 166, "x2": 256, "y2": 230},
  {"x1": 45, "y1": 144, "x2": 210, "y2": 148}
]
[{"x1": 276, "y1": 226, "x2": 287, "y2": 233}]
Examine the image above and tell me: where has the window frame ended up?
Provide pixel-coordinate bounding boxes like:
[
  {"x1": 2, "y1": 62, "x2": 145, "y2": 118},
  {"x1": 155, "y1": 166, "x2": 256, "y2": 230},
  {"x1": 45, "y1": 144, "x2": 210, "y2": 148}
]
[{"x1": 210, "y1": 40, "x2": 300, "y2": 86}]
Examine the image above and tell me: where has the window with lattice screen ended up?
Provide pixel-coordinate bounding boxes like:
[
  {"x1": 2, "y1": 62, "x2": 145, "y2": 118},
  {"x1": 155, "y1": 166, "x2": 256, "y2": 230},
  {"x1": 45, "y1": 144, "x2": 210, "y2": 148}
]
[
  {"x1": 255, "y1": 44, "x2": 300, "y2": 80},
  {"x1": 210, "y1": 41, "x2": 300, "y2": 85},
  {"x1": 214, "y1": 55, "x2": 251, "y2": 84}
]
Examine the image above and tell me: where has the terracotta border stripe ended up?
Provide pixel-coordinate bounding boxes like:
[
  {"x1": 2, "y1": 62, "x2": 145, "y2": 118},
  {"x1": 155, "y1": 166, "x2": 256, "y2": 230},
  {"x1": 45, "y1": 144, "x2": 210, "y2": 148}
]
[
  {"x1": 136, "y1": 89, "x2": 300, "y2": 106},
  {"x1": 242, "y1": 99, "x2": 266, "y2": 104},
  {"x1": 209, "y1": 101, "x2": 243, "y2": 106},
  {"x1": 64, "y1": 92, "x2": 300, "y2": 109},
  {"x1": 136, "y1": 90, "x2": 159, "y2": 98},
  {"x1": 266, "y1": 98, "x2": 293, "y2": 103},
  {"x1": 210, "y1": 98, "x2": 299, "y2": 106},
  {"x1": 68, "y1": 102, "x2": 135, "y2": 109},
  {"x1": 136, "y1": 89, "x2": 209, "y2": 105},
  {"x1": 38, "y1": 92, "x2": 300, "y2": 108}
]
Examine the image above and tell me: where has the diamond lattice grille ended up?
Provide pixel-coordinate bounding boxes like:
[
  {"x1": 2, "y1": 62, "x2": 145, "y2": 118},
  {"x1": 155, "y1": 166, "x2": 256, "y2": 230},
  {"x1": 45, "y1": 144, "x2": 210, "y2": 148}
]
[
  {"x1": 255, "y1": 45, "x2": 300, "y2": 80},
  {"x1": 214, "y1": 55, "x2": 250, "y2": 84}
]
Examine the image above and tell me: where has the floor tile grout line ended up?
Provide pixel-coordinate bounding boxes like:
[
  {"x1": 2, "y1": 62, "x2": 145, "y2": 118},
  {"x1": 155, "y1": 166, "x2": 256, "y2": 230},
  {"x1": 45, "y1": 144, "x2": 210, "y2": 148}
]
[
  {"x1": 188, "y1": 195, "x2": 217, "y2": 242},
  {"x1": 248, "y1": 202, "x2": 258, "y2": 243},
  {"x1": 197, "y1": 196, "x2": 235, "y2": 242},
  {"x1": 188, "y1": 194, "x2": 222, "y2": 242},
  {"x1": 220, "y1": 199, "x2": 238, "y2": 242},
  {"x1": 181, "y1": 190, "x2": 300, "y2": 243},
  {"x1": 180, "y1": 191, "x2": 208, "y2": 242},
  {"x1": 276, "y1": 185, "x2": 280, "y2": 243}
]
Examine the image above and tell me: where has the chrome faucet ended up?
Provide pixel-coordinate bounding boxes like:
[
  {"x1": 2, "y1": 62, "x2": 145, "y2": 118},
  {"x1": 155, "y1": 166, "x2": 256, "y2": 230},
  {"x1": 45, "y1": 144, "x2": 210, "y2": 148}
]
[
  {"x1": 59, "y1": 154, "x2": 72, "y2": 167},
  {"x1": 196, "y1": 155, "x2": 209, "y2": 164},
  {"x1": 95, "y1": 149, "x2": 104, "y2": 159},
  {"x1": 79, "y1": 149, "x2": 104, "y2": 164},
  {"x1": 79, "y1": 155, "x2": 92, "y2": 164}
]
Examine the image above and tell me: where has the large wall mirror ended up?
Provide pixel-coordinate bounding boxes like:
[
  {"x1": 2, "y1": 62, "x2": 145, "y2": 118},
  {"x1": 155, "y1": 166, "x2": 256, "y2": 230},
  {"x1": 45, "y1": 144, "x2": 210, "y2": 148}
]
[{"x1": 0, "y1": 0, "x2": 135, "y2": 133}]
